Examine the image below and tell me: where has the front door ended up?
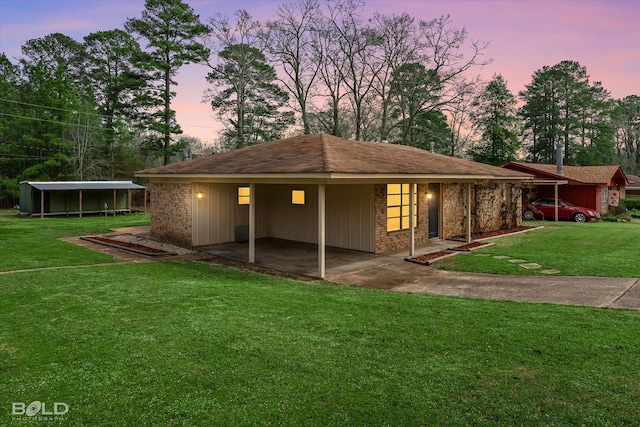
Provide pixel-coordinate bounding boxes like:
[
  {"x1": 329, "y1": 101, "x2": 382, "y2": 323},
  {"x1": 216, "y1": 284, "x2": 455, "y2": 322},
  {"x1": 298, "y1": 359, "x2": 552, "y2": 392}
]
[{"x1": 428, "y1": 183, "x2": 439, "y2": 238}]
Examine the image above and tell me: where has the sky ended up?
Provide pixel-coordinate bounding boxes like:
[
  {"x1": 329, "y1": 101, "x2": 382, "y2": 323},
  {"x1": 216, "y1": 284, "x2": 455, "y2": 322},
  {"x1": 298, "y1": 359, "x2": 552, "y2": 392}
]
[{"x1": 0, "y1": 0, "x2": 638, "y2": 145}]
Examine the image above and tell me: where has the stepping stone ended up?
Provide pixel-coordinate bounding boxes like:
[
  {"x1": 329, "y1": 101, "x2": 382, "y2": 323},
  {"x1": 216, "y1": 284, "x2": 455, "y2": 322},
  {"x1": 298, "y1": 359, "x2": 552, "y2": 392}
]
[
  {"x1": 539, "y1": 269, "x2": 561, "y2": 275},
  {"x1": 493, "y1": 255, "x2": 510, "y2": 259},
  {"x1": 475, "y1": 253, "x2": 491, "y2": 257},
  {"x1": 508, "y1": 259, "x2": 527, "y2": 263},
  {"x1": 520, "y1": 263, "x2": 542, "y2": 269}
]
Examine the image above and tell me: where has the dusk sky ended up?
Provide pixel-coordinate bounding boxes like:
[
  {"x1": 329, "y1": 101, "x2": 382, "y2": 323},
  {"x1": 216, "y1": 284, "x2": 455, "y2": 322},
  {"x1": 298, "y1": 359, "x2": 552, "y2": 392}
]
[{"x1": 1, "y1": 0, "x2": 638, "y2": 144}]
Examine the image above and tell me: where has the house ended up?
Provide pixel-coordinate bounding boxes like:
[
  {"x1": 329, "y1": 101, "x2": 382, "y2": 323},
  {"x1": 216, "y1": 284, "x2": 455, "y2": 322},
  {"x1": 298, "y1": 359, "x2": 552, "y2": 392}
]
[
  {"x1": 136, "y1": 134, "x2": 532, "y2": 277},
  {"x1": 626, "y1": 175, "x2": 640, "y2": 197},
  {"x1": 19, "y1": 181, "x2": 147, "y2": 218},
  {"x1": 500, "y1": 162, "x2": 628, "y2": 215}
]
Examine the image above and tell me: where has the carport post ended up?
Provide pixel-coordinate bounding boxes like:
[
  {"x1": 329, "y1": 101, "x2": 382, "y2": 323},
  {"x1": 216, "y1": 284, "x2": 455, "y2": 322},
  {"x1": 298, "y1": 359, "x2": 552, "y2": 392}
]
[
  {"x1": 249, "y1": 183, "x2": 255, "y2": 263},
  {"x1": 318, "y1": 183, "x2": 326, "y2": 278},
  {"x1": 554, "y1": 183, "x2": 559, "y2": 222},
  {"x1": 40, "y1": 190, "x2": 44, "y2": 219},
  {"x1": 466, "y1": 182, "x2": 472, "y2": 243},
  {"x1": 409, "y1": 183, "x2": 415, "y2": 256}
]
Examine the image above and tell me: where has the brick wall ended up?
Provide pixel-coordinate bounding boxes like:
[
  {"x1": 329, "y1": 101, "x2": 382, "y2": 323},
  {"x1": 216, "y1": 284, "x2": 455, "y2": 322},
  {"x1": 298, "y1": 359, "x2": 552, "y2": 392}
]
[
  {"x1": 441, "y1": 182, "x2": 522, "y2": 239},
  {"x1": 442, "y1": 183, "x2": 467, "y2": 239},
  {"x1": 150, "y1": 181, "x2": 193, "y2": 247},
  {"x1": 374, "y1": 184, "x2": 430, "y2": 253}
]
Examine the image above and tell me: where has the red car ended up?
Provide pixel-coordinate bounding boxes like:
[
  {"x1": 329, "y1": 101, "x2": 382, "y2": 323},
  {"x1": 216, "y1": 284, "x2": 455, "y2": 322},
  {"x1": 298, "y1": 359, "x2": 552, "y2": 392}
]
[{"x1": 523, "y1": 199, "x2": 599, "y2": 222}]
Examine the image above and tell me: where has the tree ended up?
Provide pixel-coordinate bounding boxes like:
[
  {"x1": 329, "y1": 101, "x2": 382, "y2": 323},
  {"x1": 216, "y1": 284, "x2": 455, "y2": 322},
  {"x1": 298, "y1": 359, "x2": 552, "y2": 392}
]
[
  {"x1": 21, "y1": 33, "x2": 84, "y2": 82},
  {"x1": 469, "y1": 74, "x2": 521, "y2": 165},
  {"x1": 260, "y1": 0, "x2": 322, "y2": 135},
  {"x1": 125, "y1": 0, "x2": 210, "y2": 165},
  {"x1": 445, "y1": 78, "x2": 480, "y2": 157},
  {"x1": 83, "y1": 29, "x2": 148, "y2": 178},
  {"x1": 206, "y1": 43, "x2": 293, "y2": 149},
  {"x1": 324, "y1": 0, "x2": 381, "y2": 141},
  {"x1": 369, "y1": 12, "x2": 422, "y2": 142},
  {"x1": 519, "y1": 60, "x2": 612, "y2": 165},
  {"x1": 612, "y1": 95, "x2": 640, "y2": 173},
  {"x1": 388, "y1": 62, "x2": 442, "y2": 146}
]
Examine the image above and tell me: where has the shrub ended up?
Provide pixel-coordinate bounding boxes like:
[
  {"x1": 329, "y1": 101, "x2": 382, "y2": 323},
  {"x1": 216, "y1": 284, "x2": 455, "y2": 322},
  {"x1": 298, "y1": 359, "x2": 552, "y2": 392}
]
[{"x1": 623, "y1": 197, "x2": 640, "y2": 210}]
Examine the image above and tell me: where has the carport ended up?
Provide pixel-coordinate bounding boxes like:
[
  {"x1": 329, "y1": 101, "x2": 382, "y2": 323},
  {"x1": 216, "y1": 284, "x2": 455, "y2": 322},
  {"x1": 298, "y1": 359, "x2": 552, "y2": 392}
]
[{"x1": 19, "y1": 181, "x2": 147, "y2": 218}]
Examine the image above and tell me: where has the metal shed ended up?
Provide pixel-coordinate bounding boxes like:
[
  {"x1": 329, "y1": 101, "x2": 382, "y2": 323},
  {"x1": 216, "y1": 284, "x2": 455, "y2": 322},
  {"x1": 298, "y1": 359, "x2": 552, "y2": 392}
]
[{"x1": 19, "y1": 181, "x2": 147, "y2": 218}]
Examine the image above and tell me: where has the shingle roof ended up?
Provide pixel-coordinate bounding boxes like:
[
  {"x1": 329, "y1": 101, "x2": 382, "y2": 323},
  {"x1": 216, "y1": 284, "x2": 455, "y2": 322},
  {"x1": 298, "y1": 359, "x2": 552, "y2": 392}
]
[
  {"x1": 626, "y1": 175, "x2": 640, "y2": 187},
  {"x1": 136, "y1": 134, "x2": 530, "y2": 179},
  {"x1": 503, "y1": 162, "x2": 627, "y2": 185}
]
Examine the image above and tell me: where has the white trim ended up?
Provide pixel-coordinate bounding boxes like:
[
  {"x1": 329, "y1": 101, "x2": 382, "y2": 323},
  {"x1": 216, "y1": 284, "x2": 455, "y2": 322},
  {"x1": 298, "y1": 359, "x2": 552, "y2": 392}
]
[
  {"x1": 249, "y1": 183, "x2": 255, "y2": 263},
  {"x1": 318, "y1": 184, "x2": 326, "y2": 278}
]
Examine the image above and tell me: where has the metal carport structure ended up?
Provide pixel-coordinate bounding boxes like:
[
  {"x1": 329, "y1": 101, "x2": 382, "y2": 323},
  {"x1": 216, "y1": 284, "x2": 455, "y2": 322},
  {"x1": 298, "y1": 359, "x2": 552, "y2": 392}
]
[{"x1": 19, "y1": 181, "x2": 147, "y2": 218}]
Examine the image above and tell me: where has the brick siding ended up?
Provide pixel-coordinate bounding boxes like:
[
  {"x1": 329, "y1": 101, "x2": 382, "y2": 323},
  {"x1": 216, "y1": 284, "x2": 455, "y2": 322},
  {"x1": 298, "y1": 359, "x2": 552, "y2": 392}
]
[
  {"x1": 374, "y1": 182, "x2": 523, "y2": 248},
  {"x1": 150, "y1": 181, "x2": 193, "y2": 247},
  {"x1": 441, "y1": 182, "x2": 522, "y2": 239}
]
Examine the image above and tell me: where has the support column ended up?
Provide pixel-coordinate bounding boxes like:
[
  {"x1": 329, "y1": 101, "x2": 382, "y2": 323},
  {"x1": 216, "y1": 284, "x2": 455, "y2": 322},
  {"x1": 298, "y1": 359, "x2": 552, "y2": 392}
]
[
  {"x1": 79, "y1": 190, "x2": 83, "y2": 218},
  {"x1": 113, "y1": 190, "x2": 117, "y2": 216},
  {"x1": 318, "y1": 183, "x2": 326, "y2": 279},
  {"x1": 249, "y1": 183, "x2": 255, "y2": 263},
  {"x1": 40, "y1": 190, "x2": 44, "y2": 219},
  {"x1": 554, "y1": 183, "x2": 559, "y2": 222},
  {"x1": 466, "y1": 182, "x2": 472, "y2": 243},
  {"x1": 409, "y1": 183, "x2": 415, "y2": 256}
]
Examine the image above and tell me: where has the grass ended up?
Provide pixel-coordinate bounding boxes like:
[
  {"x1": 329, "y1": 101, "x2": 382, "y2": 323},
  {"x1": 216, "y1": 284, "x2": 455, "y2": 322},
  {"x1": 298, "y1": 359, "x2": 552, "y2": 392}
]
[
  {"x1": 0, "y1": 209, "x2": 150, "y2": 271},
  {"x1": 434, "y1": 220, "x2": 640, "y2": 277},
  {"x1": 1, "y1": 211, "x2": 640, "y2": 425}
]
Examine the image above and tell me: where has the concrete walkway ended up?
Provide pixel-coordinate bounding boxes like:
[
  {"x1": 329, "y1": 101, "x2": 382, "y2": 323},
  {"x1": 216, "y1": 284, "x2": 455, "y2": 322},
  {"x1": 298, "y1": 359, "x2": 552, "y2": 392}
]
[{"x1": 328, "y1": 260, "x2": 640, "y2": 310}]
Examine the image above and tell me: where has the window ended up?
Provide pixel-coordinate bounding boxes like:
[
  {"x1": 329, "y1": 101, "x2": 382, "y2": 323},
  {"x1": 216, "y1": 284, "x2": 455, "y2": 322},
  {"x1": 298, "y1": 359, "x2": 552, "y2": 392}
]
[
  {"x1": 387, "y1": 184, "x2": 417, "y2": 231},
  {"x1": 292, "y1": 189, "x2": 305, "y2": 205},
  {"x1": 238, "y1": 186, "x2": 250, "y2": 205}
]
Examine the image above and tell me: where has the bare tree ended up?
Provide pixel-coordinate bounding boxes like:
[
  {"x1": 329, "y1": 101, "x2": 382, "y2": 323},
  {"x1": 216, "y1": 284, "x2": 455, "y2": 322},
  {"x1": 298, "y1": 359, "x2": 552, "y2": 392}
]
[
  {"x1": 260, "y1": 0, "x2": 322, "y2": 134},
  {"x1": 444, "y1": 77, "x2": 481, "y2": 157},
  {"x1": 323, "y1": 0, "x2": 382, "y2": 140}
]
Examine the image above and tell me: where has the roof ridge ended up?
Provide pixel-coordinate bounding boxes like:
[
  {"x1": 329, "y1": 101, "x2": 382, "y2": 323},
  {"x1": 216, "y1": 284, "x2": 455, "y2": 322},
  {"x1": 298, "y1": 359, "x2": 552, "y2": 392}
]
[{"x1": 319, "y1": 133, "x2": 332, "y2": 172}]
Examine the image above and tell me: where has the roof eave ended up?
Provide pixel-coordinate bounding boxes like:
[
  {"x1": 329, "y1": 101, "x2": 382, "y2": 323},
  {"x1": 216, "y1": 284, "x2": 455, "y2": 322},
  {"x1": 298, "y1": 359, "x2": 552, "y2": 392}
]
[{"x1": 135, "y1": 172, "x2": 533, "y2": 183}]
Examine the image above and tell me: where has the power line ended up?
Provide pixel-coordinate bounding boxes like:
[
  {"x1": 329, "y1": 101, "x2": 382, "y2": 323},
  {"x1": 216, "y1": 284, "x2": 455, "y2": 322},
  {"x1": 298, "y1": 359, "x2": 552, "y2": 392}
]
[
  {"x1": 0, "y1": 97, "x2": 106, "y2": 118},
  {"x1": 0, "y1": 97, "x2": 220, "y2": 131},
  {"x1": 0, "y1": 112, "x2": 104, "y2": 130}
]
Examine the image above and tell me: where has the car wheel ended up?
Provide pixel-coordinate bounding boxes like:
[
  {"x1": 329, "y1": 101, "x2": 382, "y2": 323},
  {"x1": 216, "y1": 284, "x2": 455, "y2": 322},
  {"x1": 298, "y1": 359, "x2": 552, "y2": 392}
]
[
  {"x1": 523, "y1": 209, "x2": 535, "y2": 220},
  {"x1": 573, "y1": 212, "x2": 587, "y2": 223}
]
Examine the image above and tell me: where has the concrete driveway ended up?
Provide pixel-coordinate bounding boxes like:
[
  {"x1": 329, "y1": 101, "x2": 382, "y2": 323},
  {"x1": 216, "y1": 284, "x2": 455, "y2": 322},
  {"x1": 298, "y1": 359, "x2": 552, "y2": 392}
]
[{"x1": 328, "y1": 260, "x2": 640, "y2": 310}]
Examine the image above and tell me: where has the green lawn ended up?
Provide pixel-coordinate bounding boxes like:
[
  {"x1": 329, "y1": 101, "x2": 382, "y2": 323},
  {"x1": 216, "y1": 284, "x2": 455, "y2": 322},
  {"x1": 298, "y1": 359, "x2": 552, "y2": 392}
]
[
  {"x1": 434, "y1": 220, "x2": 640, "y2": 277},
  {"x1": 0, "y1": 209, "x2": 150, "y2": 271},
  {"x1": 1, "y1": 211, "x2": 640, "y2": 425}
]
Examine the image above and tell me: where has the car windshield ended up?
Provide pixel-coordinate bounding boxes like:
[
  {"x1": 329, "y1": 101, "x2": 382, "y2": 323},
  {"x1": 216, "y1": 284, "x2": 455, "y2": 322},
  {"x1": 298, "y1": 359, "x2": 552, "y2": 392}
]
[{"x1": 562, "y1": 200, "x2": 575, "y2": 207}]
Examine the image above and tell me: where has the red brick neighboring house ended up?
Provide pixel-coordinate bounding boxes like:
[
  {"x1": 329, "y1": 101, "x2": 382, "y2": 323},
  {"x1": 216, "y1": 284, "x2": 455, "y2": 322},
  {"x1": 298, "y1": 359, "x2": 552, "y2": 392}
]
[
  {"x1": 501, "y1": 162, "x2": 628, "y2": 214},
  {"x1": 137, "y1": 134, "x2": 532, "y2": 277}
]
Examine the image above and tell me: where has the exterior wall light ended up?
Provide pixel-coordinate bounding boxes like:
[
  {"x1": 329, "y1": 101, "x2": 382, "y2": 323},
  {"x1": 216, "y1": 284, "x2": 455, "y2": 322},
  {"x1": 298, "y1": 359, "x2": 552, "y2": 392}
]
[
  {"x1": 426, "y1": 193, "x2": 433, "y2": 200},
  {"x1": 197, "y1": 191, "x2": 204, "y2": 200}
]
